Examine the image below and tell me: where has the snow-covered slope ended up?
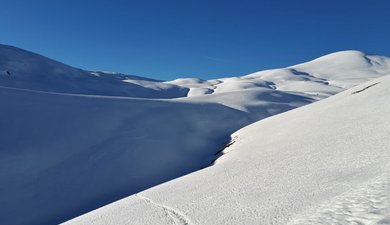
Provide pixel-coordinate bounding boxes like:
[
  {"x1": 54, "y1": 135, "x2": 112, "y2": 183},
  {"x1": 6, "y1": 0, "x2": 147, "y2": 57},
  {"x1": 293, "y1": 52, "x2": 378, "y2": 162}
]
[
  {"x1": 0, "y1": 44, "x2": 188, "y2": 98},
  {"x1": 1, "y1": 45, "x2": 389, "y2": 224},
  {"x1": 0, "y1": 84, "x2": 312, "y2": 225},
  {"x1": 0, "y1": 87, "x2": 251, "y2": 224},
  {"x1": 67, "y1": 75, "x2": 390, "y2": 225}
]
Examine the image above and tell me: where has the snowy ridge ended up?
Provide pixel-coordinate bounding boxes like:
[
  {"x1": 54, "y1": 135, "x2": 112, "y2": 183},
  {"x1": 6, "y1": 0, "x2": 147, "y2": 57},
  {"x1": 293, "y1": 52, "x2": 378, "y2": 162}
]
[{"x1": 1, "y1": 44, "x2": 390, "y2": 224}]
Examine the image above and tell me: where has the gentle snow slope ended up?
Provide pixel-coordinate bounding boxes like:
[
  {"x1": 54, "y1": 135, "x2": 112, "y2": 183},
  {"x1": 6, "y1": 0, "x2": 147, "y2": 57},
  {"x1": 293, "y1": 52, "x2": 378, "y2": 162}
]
[{"x1": 67, "y1": 75, "x2": 390, "y2": 225}]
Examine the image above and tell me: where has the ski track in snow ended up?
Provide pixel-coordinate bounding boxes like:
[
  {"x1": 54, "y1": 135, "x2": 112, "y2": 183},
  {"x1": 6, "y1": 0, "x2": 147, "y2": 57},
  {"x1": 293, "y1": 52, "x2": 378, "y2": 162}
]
[
  {"x1": 135, "y1": 194, "x2": 193, "y2": 225},
  {"x1": 289, "y1": 174, "x2": 390, "y2": 225}
]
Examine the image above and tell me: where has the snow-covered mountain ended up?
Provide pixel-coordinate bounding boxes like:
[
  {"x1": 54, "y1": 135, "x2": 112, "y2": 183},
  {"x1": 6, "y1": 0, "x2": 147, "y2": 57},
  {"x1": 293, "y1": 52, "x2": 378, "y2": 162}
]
[
  {"x1": 1, "y1": 44, "x2": 389, "y2": 224},
  {"x1": 67, "y1": 74, "x2": 390, "y2": 225}
]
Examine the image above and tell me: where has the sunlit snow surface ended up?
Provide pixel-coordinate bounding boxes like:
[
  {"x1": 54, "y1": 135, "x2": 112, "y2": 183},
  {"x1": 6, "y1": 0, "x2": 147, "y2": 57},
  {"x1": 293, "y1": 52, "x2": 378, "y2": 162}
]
[{"x1": 1, "y1": 44, "x2": 390, "y2": 224}]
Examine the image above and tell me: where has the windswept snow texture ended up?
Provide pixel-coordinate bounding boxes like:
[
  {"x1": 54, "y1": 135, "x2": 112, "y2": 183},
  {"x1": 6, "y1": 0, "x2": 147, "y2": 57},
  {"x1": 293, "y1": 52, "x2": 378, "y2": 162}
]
[
  {"x1": 67, "y1": 75, "x2": 390, "y2": 225},
  {"x1": 1, "y1": 44, "x2": 390, "y2": 224}
]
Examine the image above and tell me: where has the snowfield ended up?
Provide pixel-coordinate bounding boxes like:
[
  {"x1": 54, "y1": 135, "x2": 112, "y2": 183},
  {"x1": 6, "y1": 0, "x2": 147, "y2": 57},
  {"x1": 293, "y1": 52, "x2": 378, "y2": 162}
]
[
  {"x1": 1, "y1": 44, "x2": 389, "y2": 224},
  {"x1": 66, "y1": 75, "x2": 390, "y2": 225}
]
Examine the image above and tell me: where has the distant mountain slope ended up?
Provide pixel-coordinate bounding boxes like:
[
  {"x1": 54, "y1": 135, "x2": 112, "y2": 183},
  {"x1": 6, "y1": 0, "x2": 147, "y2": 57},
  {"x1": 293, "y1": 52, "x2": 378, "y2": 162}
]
[
  {"x1": 0, "y1": 44, "x2": 188, "y2": 98},
  {"x1": 167, "y1": 50, "x2": 390, "y2": 99},
  {"x1": 67, "y1": 74, "x2": 390, "y2": 225},
  {"x1": 1, "y1": 45, "x2": 389, "y2": 224},
  {"x1": 2, "y1": 44, "x2": 390, "y2": 101}
]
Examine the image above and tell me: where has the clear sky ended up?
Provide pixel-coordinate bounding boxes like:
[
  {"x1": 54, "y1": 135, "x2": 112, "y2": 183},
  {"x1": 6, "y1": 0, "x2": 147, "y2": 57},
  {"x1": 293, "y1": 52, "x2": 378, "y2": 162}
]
[{"x1": 1, "y1": 0, "x2": 389, "y2": 80}]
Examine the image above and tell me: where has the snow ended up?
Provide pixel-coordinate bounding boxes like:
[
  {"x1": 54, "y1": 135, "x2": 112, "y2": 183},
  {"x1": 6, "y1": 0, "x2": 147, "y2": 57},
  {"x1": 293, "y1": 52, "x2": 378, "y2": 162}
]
[
  {"x1": 165, "y1": 51, "x2": 390, "y2": 102},
  {"x1": 289, "y1": 50, "x2": 390, "y2": 89},
  {"x1": 0, "y1": 86, "x2": 251, "y2": 224},
  {"x1": 66, "y1": 75, "x2": 390, "y2": 225},
  {"x1": 1, "y1": 44, "x2": 390, "y2": 224},
  {"x1": 0, "y1": 44, "x2": 188, "y2": 98},
  {"x1": 288, "y1": 174, "x2": 390, "y2": 224}
]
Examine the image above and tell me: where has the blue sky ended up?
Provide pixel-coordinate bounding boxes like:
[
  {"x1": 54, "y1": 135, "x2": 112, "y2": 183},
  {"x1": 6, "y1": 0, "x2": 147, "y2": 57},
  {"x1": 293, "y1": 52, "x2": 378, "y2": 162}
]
[{"x1": 1, "y1": 0, "x2": 389, "y2": 80}]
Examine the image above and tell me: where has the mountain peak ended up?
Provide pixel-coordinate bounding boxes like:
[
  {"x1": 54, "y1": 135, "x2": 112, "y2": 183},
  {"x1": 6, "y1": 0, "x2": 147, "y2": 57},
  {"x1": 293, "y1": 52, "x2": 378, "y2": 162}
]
[{"x1": 294, "y1": 50, "x2": 372, "y2": 68}]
